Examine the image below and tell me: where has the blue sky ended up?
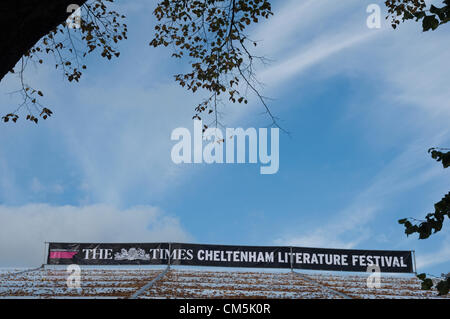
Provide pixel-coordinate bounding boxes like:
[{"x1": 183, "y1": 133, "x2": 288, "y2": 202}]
[{"x1": 0, "y1": 0, "x2": 449, "y2": 275}]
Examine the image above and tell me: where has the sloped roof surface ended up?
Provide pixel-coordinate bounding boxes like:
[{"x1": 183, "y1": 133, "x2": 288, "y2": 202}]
[{"x1": 0, "y1": 267, "x2": 448, "y2": 299}]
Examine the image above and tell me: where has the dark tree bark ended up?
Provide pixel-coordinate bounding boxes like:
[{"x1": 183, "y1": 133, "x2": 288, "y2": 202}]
[{"x1": 0, "y1": 0, "x2": 87, "y2": 82}]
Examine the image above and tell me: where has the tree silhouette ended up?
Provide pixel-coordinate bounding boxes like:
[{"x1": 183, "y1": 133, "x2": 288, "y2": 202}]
[
  {"x1": 2, "y1": 0, "x2": 125, "y2": 123},
  {"x1": 1, "y1": 0, "x2": 449, "y2": 125},
  {"x1": 398, "y1": 148, "x2": 450, "y2": 295},
  {"x1": 385, "y1": 0, "x2": 450, "y2": 31},
  {"x1": 1, "y1": 0, "x2": 274, "y2": 129},
  {"x1": 386, "y1": 0, "x2": 450, "y2": 296}
]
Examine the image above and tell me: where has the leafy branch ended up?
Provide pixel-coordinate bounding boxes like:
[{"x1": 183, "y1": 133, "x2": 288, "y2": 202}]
[
  {"x1": 399, "y1": 147, "x2": 450, "y2": 295},
  {"x1": 416, "y1": 273, "x2": 450, "y2": 296},
  {"x1": 150, "y1": 0, "x2": 279, "y2": 131},
  {"x1": 2, "y1": 0, "x2": 127, "y2": 124},
  {"x1": 386, "y1": 0, "x2": 450, "y2": 31}
]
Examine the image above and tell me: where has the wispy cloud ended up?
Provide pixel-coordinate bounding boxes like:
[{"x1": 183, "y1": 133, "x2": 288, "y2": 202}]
[
  {"x1": 259, "y1": 31, "x2": 377, "y2": 86},
  {"x1": 30, "y1": 177, "x2": 63, "y2": 194},
  {"x1": 416, "y1": 233, "x2": 450, "y2": 270},
  {"x1": 275, "y1": 142, "x2": 448, "y2": 250},
  {"x1": 275, "y1": 205, "x2": 377, "y2": 249},
  {"x1": 252, "y1": 0, "x2": 362, "y2": 57},
  {"x1": 252, "y1": 1, "x2": 449, "y2": 265}
]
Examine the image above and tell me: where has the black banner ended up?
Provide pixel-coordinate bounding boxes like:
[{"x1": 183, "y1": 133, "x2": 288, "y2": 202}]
[{"x1": 47, "y1": 242, "x2": 414, "y2": 273}]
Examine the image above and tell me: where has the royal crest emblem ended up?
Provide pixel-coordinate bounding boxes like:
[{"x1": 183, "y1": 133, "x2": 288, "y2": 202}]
[{"x1": 114, "y1": 248, "x2": 150, "y2": 261}]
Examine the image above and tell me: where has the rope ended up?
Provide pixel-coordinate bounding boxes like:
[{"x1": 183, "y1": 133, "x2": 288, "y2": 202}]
[{"x1": 129, "y1": 266, "x2": 170, "y2": 299}]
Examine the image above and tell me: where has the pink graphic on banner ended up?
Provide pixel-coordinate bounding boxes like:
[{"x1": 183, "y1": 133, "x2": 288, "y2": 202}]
[{"x1": 49, "y1": 250, "x2": 78, "y2": 259}]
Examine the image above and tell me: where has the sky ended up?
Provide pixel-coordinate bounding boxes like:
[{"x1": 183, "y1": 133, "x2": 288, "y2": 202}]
[{"x1": 0, "y1": 0, "x2": 449, "y2": 276}]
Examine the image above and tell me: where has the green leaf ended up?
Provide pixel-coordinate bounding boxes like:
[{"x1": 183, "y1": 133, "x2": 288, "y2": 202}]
[
  {"x1": 436, "y1": 279, "x2": 450, "y2": 296},
  {"x1": 417, "y1": 273, "x2": 427, "y2": 280},
  {"x1": 421, "y1": 278, "x2": 433, "y2": 290},
  {"x1": 422, "y1": 15, "x2": 440, "y2": 31},
  {"x1": 413, "y1": 11, "x2": 426, "y2": 20}
]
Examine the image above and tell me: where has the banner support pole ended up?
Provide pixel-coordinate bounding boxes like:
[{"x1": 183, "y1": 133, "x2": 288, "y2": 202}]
[
  {"x1": 44, "y1": 241, "x2": 48, "y2": 267},
  {"x1": 412, "y1": 250, "x2": 417, "y2": 274},
  {"x1": 168, "y1": 242, "x2": 171, "y2": 270},
  {"x1": 290, "y1": 246, "x2": 293, "y2": 273}
]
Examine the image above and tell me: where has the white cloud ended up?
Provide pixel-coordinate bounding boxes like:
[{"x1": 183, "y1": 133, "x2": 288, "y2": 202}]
[{"x1": 0, "y1": 204, "x2": 192, "y2": 267}]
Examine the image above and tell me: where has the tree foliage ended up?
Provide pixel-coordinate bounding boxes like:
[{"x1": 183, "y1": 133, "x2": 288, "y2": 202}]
[
  {"x1": 2, "y1": 0, "x2": 449, "y2": 126},
  {"x1": 1, "y1": 0, "x2": 276, "y2": 129},
  {"x1": 398, "y1": 148, "x2": 450, "y2": 295},
  {"x1": 398, "y1": 148, "x2": 450, "y2": 240},
  {"x1": 385, "y1": 0, "x2": 450, "y2": 31},
  {"x1": 150, "y1": 0, "x2": 275, "y2": 129},
  {"x1": 386, "y1": 0, "x2": 450, "y2": 298},
  {"x1": 416, "y1": 273, "x2": 450, "y2": 296},
  {"x1": 1, "y1": 0, "x2": 127, "y2": 124}
]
